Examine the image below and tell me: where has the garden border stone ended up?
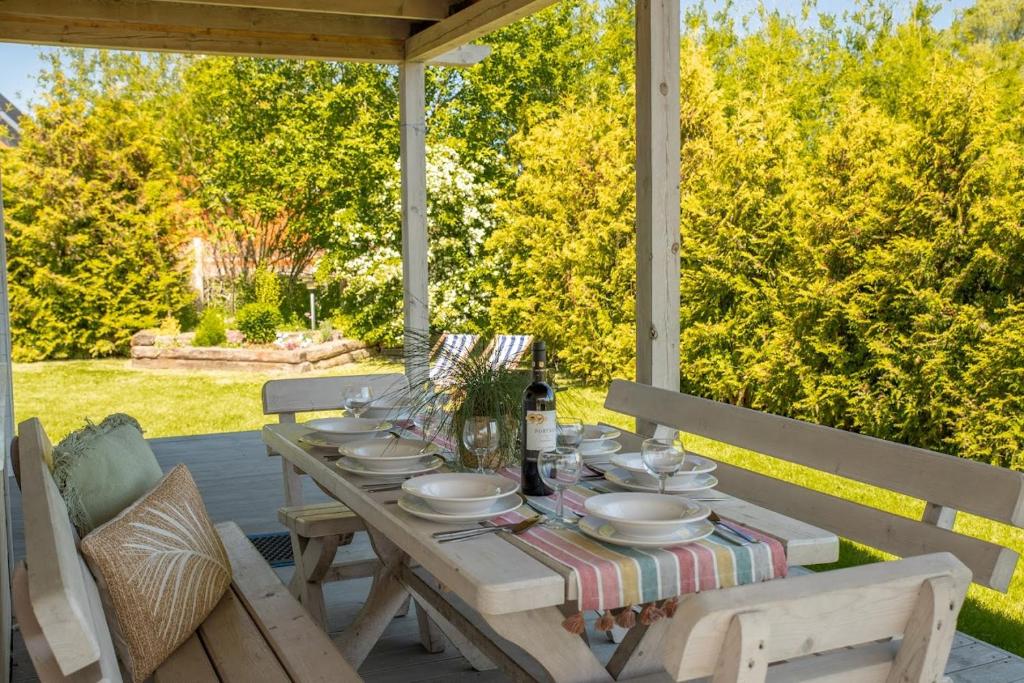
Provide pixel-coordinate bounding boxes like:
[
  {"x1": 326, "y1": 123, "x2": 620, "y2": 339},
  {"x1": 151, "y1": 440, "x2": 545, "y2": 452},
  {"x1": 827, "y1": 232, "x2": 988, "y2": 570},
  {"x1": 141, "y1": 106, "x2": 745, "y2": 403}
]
[{"x1": 130, "y1": 337, "x2": 374, "y2": 373}]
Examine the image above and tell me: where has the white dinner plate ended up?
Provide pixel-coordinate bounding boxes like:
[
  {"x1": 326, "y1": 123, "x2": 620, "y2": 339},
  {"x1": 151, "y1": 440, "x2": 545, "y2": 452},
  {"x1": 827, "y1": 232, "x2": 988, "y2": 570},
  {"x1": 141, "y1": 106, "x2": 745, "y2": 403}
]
[
  {"x1": 581, "y1": 425, "x2": 622, "y2": 442},
  {"x1": 300, "y1": 434, "x2": 350, "y2": 451},
  {"x1": 610, "y1": 452, "x2": 717, "y2": 486},
  {"x1": 397, "y1": 492, "x2": 522, "y2": 524},
  {"x1": 611, "y1": 451, "x2": 717, "y2": 476},
  {"x1": 305, "y1": 417, "x2": 392, "y2": 436},
  {"x1": 581, "y1": 441, "x2": 622, "y2": 458},
  {"x1": 578, "y1": 515, "x2": 714, "y2": 548},
  {"x1": 604, "y1": 467, "x2": 718, "y2": 493},
  {"x1": 335, "y1": 455, "x2": 443, "y2": 478}
]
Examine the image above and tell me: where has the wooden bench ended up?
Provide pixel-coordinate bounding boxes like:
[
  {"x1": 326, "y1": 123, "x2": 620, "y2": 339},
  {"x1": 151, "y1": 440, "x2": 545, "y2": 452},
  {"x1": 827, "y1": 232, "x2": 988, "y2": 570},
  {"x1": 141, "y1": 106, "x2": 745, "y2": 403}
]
[
  {"x1": 642, "y1": 552, "x2": 971, "y2": 682},
  {"x1": 606, "y1": 380, "x2": 1024, "y2": 593},
  {"x1": 12, "y1": 417, "x2": 362, "y2": 683},
  {"x1": 262, "y1": 373, "x2": 407, "y2": 626}
]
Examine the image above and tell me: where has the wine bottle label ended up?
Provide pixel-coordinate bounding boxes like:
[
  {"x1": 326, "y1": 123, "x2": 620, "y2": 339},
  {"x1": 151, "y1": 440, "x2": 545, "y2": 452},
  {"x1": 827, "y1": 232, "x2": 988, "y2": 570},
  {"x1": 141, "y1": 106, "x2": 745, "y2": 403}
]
[{"x1": 525, "y1": 410, "x2": 556, "y2": 451}]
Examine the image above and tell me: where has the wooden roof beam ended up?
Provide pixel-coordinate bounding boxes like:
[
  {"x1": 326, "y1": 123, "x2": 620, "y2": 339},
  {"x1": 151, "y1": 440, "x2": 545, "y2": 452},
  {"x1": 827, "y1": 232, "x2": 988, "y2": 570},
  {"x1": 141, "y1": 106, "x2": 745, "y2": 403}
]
[
  {"x1": 149, "y1": 0, "x2": 454, "y2": 21},
  {"x1": 427, "y1": 44, "x2": 491, "y2": 66},
  {"x1": 404, "y1": 0, "x2": 558, "y2": 62},
  {"x1": 0, "y1": 0, "x2": 409, "y2": 62}
]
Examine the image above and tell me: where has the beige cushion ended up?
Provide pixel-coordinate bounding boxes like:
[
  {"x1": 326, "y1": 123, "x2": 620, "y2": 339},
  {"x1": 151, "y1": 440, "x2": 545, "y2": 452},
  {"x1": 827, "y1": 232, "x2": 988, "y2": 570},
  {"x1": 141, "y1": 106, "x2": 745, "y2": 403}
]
[{"x1": 81, "y1": 464, "x2": 231, "y2": 683}]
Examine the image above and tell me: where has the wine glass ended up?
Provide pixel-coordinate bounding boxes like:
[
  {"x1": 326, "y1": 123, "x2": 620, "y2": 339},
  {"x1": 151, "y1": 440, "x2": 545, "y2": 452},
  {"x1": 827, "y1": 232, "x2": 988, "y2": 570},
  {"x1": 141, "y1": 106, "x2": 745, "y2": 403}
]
[
  {"x1": 556, "y1": 417, "x2": 584, "y2": 449},
  {"x1": 462, "y1": 417, "x2": 499, "y2": 474},
  {"x1": 641, "y1": 434, "x2": 687, "y2": 494},
  {"x1": 343, "y1": 385, "x2": 373, "y2": 418},
  {"x1": 538, "y1": 447, "x2": 583, "y2": 528}
]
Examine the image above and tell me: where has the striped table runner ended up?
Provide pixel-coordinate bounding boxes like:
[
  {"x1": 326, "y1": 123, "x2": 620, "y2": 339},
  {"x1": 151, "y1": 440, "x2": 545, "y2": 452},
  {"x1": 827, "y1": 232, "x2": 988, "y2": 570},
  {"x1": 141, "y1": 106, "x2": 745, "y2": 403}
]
[{"x1": 495, "y1": 468, "x2": 787, "y2": 614}]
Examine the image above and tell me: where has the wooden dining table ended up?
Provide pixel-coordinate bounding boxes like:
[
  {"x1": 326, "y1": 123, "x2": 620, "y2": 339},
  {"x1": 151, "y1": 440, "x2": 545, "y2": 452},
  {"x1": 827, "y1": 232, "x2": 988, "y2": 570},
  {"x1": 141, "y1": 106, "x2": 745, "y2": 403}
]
[{"x1": 262, "y1": 422, "x2": 840, "y2": 682}]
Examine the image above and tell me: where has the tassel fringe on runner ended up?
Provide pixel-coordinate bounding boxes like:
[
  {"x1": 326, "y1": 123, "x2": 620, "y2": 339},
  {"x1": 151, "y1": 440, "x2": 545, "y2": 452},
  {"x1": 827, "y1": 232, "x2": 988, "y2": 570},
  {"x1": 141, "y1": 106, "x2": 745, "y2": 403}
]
[{"x1": 566, "y1": 597, "x2": 682, "y2": 634}]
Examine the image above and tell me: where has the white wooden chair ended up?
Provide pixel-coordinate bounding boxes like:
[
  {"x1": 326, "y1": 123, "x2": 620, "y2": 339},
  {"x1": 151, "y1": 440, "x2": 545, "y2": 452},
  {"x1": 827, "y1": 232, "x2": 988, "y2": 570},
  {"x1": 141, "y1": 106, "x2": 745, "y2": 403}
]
[
  {"x1": 12, "y1": 417, "x2": 362, "y2": 683},
  {"x1": 482, "y1": 334, "x2": 533, "y2": 370},
  {"x1": 429, "y1": 333, "x2": 479, "y2": 384},
  {"x1": 262, "y1": 373, "x2": 408, "y2": 627},
  {"x1": 654, "y1": 552, "x2": 970, "y2": 682}
]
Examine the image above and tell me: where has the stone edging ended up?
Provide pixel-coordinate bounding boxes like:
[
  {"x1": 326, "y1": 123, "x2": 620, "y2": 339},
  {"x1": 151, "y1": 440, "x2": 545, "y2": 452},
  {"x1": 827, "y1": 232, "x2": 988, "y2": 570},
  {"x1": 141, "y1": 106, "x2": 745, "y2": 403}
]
[{"x1": 130, "y1": 337, "x2": 374, "y2": 373}]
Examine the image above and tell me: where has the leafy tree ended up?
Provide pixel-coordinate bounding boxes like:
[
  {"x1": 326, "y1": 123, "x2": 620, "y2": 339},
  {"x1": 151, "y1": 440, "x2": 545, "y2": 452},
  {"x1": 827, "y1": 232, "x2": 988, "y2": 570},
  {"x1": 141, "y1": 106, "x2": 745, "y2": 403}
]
[
  {"x1": 489, "y1": 89, "x2": 636, "y2": 383},
  {"x1": 1, "y1": 51, "x2": 191, "y2": 361},
  {"x1": 170, "y1": 58, "x2": 398, "y2": 283}
]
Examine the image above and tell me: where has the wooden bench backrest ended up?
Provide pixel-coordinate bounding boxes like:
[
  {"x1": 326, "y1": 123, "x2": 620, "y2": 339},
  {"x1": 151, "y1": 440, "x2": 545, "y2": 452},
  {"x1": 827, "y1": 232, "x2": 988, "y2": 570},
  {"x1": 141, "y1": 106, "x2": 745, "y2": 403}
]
[
  {"x1": 606, "y1": 380, "x2": 1024, "y2": 591},
  {"x1": 663, "y1": 552, "x2": 970, "y2": 682},
  {"x1": 14, "y1": 417, "x2": 121, "y2": 682},
  {"x1": 261, "y1": 373, "x2": 408, "y2": 421}
]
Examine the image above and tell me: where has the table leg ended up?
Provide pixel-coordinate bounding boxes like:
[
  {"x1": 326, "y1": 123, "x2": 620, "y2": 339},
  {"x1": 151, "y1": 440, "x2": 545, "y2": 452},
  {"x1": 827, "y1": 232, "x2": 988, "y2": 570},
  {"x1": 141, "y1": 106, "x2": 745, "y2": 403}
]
[
  {"x1": 605, "y1": 618, "x2": 671, "y2": 680},
  {"x1": 335, "y1": 529, "x2": 411, "y2": 668},
  {"x1": 400, "y1": 569, "x2": 496, "y2": 673},
  {"x1": 415, "y1": 599, "x2": 446, "y2": 653},
  {"x1": 482, "y1": 607, "x2": 614, "y2": 683},
  {"x1": 335, "y1": 557, "x2": 410, "y2": 667}
]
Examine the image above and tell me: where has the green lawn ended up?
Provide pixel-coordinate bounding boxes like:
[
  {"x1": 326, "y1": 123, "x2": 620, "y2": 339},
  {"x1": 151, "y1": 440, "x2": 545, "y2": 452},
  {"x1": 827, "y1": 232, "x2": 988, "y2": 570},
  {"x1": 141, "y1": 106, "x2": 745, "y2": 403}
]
[{"x1": 12, "y1": 359, "x2": 1024, "y2": 654}]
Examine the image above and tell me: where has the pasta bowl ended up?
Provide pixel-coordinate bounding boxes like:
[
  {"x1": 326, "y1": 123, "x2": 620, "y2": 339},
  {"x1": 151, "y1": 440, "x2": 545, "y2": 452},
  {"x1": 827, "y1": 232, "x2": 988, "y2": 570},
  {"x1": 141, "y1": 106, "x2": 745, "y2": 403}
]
[
  {"x1": 610, "y1": 451, "x2": 717, "y2": 487},
  {"x1": 403, "y1": 473, "x2": 519, "y2": 515},
  {"x1": 304, "y1": 417, "x2": 392, "y2": 444},
  {"x1": 584, "y1": 492, "x2": 710, "y2": 539},
  {"x1": 338, "y1": 438, "x2": 442, "y2": 472}
]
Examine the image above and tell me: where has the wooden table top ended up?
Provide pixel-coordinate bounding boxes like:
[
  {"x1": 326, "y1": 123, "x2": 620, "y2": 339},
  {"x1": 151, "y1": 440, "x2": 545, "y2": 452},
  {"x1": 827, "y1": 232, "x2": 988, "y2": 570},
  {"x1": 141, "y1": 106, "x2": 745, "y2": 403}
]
[{"x1": 263, "y1": 422, "x2": 839, "y2": 617}]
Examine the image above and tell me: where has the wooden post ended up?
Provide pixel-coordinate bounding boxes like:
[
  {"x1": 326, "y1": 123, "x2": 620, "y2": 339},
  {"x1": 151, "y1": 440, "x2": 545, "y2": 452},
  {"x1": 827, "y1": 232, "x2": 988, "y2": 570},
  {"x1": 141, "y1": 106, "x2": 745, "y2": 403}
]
[
  {"x1": 0, "y1": 169, "x2": 13, "y2": 683},
  {"x1": 635, "y1": 0, "x2": 681, "y2": 434},
  {"x1": 399, "y1": 62, "x2": 429, "y2": 385}
]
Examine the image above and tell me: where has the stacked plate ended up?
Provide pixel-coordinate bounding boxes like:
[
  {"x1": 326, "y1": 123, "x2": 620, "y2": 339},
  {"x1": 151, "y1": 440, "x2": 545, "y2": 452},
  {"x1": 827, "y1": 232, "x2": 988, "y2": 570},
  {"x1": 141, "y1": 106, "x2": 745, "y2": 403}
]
[
  {"x1": 580, "y1": 492, "x2": 714, "y2": 548},
  {"x1": 362, "y1": 397, "x2": 416, "y2": 421},
  {"x1": 335, "y1": 438, "x2": 444, "y2": 478},
  {"x1": 579, "y1": 424, "x2": 622, "y2": 461},
  {"x1": 300, "y1": 417, "x2": 392, "y2": 449},
  {"x1": 603, "y1": 451, "x2": 719, "y2": 494},
  {"x1": 398, "y1": 473, "x2": 522, "y2": 524}
]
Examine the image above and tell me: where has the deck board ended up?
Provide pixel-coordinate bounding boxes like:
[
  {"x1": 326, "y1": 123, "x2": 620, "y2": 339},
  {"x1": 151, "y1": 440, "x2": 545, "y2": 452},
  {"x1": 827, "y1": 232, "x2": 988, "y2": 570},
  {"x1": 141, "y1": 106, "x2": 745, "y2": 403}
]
[{"x1": 7, "y1": 430, "x2": 1023, "y2": 682}]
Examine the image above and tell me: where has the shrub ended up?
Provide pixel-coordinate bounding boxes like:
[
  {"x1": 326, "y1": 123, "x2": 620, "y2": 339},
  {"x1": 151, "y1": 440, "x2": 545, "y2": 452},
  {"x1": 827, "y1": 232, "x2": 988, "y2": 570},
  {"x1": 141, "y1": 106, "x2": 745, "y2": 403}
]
[
  {"x1": 236, "y1": 303, "x2": 282, "y2": 344},
  {"x1": 193, "y1": 308, "x2": 227, "y2": 347},
  {"x1": 253, "y1": 267, "x2": 282, "y2": 307}
]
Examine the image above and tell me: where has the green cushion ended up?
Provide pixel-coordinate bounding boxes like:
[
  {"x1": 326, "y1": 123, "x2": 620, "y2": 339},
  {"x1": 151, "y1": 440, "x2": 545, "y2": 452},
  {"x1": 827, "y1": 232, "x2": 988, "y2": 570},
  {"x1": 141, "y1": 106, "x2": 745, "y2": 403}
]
[{"x1": 52, "y1": 414, "x2": 164, "y2": 534}]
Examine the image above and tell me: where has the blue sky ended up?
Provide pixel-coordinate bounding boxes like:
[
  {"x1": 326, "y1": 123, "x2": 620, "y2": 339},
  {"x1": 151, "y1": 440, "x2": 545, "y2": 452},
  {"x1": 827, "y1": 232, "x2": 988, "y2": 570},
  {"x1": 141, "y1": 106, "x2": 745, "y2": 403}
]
[{"x1": 0, "y1": 0, "x2": 976, "y2": 112}]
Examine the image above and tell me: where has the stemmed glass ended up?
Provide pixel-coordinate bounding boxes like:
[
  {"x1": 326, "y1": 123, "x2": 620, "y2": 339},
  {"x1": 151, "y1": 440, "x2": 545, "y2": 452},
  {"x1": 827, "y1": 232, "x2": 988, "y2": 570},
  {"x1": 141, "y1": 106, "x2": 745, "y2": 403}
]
[
  {"x1": 556, "y1": 417, "x2": 584, "y2": 449},
  {"x1": 462, "y1": 417, "x2": 499, "y2": 474},
  {"x1": 343, "y1": 386, "x2": 373, "y2": 418},
  {"x1": 538, "y1": 447, "x2": 583, "y2": 528},
  {"x1": 641, "y1": 433, "x2": 687, "y2": 494}
]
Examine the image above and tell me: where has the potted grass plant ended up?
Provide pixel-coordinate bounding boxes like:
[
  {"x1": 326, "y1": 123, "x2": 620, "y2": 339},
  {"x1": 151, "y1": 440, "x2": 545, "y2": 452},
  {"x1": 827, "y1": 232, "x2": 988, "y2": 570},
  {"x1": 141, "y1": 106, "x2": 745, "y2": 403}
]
[{"x1": 401, "y1": 333, "x2": 529, "y2": 470}]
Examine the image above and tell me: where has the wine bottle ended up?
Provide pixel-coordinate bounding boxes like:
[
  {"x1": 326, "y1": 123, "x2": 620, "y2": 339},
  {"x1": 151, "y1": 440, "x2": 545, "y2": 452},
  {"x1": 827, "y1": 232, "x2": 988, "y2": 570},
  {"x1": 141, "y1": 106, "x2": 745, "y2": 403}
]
[{"x1": 521, "y1": 341, "x2": 556, "y2": 496}]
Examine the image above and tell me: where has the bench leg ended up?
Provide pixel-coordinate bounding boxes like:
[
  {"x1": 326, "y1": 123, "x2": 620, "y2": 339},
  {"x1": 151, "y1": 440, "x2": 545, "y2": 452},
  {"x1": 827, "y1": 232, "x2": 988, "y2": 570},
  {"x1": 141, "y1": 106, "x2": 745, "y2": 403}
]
[{"x1": 288, "y1": 534, "x2": 341, "y2": 630}]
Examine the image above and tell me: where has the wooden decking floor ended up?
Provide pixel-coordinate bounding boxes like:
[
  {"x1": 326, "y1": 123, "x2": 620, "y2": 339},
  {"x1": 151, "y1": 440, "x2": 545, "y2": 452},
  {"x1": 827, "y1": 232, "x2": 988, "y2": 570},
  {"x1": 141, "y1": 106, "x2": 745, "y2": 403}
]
[{"x1": 8, "y1": 430, "x2": 1024, "y2": 682}]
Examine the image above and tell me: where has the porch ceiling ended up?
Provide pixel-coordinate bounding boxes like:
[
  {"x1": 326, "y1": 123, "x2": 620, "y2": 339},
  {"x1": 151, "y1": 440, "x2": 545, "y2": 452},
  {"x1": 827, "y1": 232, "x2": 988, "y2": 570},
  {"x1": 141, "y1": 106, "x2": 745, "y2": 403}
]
[{"x1": 0, "y1": 0, "x2": 557, "y2": 63}]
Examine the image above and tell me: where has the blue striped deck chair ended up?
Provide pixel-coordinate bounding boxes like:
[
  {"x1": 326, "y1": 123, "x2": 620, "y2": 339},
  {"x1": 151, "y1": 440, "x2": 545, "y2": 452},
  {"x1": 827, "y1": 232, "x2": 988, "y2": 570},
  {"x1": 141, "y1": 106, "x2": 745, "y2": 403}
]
[
  {"x1": 484, "y1": 334, "x2": 534, "y2": 370},
  {"x1": 429, "y1": 333, "x2": 480, "y2": 384}
]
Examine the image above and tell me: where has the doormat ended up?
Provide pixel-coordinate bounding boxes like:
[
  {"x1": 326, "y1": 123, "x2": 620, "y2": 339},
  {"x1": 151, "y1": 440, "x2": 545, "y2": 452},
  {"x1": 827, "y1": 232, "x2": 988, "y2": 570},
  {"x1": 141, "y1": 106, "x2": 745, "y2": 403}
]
[{"x1": 247, "y1": 531, "x2": 295, "y2": 568}]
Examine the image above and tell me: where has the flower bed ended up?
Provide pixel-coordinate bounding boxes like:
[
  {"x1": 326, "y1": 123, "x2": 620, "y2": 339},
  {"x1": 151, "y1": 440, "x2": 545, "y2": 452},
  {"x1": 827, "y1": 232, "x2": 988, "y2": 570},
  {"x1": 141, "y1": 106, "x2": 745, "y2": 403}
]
[{"x1": 130, "y1": 331, "x2": 374, "y2": 373}]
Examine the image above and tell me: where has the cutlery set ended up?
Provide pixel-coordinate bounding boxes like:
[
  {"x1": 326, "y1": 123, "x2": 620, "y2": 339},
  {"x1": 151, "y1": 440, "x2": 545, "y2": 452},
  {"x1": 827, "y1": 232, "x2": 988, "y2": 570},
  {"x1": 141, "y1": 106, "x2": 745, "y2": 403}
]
[{"x1": 432, "y1": 515, "x2": 541, "y2": 543}]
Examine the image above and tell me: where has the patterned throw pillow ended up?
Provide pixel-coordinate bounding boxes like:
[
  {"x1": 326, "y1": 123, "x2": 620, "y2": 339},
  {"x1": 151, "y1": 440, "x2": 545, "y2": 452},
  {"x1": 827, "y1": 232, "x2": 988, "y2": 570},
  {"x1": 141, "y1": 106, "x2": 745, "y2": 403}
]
[{"x1": 81, "y1": 464, "x2": 231, "y2": 683}]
